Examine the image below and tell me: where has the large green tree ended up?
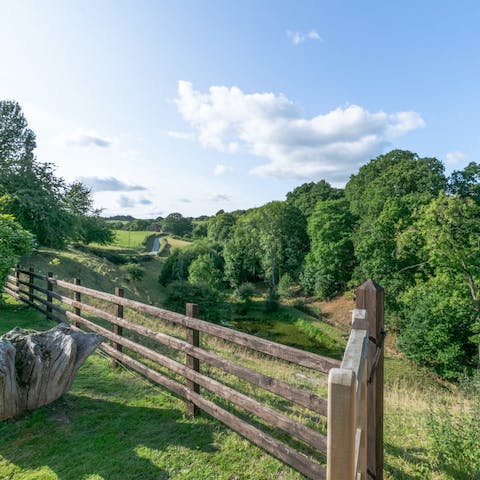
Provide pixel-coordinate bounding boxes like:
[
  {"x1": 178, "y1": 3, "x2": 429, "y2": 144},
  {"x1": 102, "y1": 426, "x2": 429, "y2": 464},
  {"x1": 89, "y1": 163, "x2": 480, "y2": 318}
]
[
  {"x1": 301, "y1": 198, "x2": 355, "y2": 298},
  {"x1": 224, "y1": 201, "x2": 308, "y2": 288},
  {"x1": 345, "y1": 150, "x2": 446, "y2": 310}
]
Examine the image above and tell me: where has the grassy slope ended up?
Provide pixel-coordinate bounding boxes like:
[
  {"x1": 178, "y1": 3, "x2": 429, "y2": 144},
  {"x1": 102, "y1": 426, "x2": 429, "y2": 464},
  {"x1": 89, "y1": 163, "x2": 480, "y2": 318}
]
[
  {"x1": 0, "y1": 297, "x2": 306, "y2": 480},
  {"x1": 3, "y1": 239, "x2": 475, "y2": 479}
]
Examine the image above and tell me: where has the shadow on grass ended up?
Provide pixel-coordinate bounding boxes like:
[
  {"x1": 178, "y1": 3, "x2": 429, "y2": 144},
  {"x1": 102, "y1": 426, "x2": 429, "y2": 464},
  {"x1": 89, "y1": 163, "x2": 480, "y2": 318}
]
[
  {"x1": 385, "y1": 442, "x2": 431, "y2": 480},
  {"x1": 0, "y1": 393, "x2": 217, "y2": 480}
]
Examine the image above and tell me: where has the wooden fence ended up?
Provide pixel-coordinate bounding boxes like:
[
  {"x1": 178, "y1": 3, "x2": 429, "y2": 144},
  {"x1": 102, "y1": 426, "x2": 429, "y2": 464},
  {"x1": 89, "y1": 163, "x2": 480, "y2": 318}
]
[{"x1": 3, "y1": 266, "x2": 384, "y2": 480}]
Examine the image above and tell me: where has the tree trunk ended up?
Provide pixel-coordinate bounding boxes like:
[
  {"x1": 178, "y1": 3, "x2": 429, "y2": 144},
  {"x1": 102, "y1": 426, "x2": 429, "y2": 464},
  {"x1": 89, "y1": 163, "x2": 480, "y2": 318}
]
[{"x1": 0, "y1": 324, "x2": 102, "y2": 420}]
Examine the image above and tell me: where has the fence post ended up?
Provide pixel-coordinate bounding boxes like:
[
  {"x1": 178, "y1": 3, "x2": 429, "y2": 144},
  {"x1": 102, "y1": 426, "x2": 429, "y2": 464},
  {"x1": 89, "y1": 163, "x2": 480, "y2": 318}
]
[
  {"x1": 356, "y1": 280, "x2": 384, "y2": 480},
  {"x1": 28, "y1": 267, "x2": 34, "y2": 304},
  {"x1": 185, "y1": 303, "x2": 200, "y2": 418},
  {"x1": 46, "y1": 272, "x2": 53, "y2": 320},
  {"x1": 327, "y1": 368, "x2": 356, "y2": 480},
  {"x1": 112, "y1": 287, "x2": 124, "y2": 367},
  {"x1": 15, "y1": 264, "x2": 20, "y2": 290},
  {"x1": 73, "y1": 278, "x2": 81, "y2": 327}
]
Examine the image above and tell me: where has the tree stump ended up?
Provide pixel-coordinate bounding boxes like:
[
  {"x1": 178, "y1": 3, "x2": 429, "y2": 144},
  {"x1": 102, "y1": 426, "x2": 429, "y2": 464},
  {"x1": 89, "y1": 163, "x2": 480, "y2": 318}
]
[{"x1": 0, "y1": 324, "x2": 102, "y2": 420}]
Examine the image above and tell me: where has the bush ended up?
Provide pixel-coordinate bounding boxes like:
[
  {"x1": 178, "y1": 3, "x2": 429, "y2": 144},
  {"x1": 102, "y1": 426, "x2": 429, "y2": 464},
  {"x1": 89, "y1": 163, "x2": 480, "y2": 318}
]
[
  {"x1": 398, "y1": 275, "x2": 477, "y2": 380},
  {"x1": 427, "y1": 373, "x2": 480, "y2": 479},
  {"x1": 277, "y1": 273, "x2": 296, "y2": 298},
  {"x1": 0, "y1": 214, "x2": 34, "y2": 288},
  {"x1": 120, "y1": 263, "x2": 144, "y2": 282},
  {"x1": 164, "y1": 281, "x2": 229, "y2": 323}
]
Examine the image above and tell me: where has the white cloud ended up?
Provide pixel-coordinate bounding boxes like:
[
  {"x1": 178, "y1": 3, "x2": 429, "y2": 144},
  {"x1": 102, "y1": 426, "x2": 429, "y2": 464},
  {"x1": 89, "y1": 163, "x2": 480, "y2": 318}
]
[
  {"x1": 287, "y1": 29, "x2": 323, "y2": 45},
  {"x1": 117, "y1": 195, "x2": 152, "y2": 209},
  {"x1": 65, "y1": 129, "x2": 117, "y2": 148},
  {"x1": 208, "y1": 193, "x2": 231, "y2": 202},
  {"x1": 445, "y1": 151, "x2": 467, "y2": 168},
  {"x1": 77, "y1": 176, "x2": 146, "y2": 192},
  {"x1": 174, "y1": 81, "x2": 426, "y2": 181},
  {"x1": 213, "y1": 164, "x2": 233, "y2": 176}
]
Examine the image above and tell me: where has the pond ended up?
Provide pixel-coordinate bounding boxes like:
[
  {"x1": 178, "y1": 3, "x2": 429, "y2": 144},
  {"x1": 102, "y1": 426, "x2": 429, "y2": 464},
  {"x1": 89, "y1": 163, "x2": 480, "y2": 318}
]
[{"x1": 229, "y1": 316, "x2": 343, "y2": 359}]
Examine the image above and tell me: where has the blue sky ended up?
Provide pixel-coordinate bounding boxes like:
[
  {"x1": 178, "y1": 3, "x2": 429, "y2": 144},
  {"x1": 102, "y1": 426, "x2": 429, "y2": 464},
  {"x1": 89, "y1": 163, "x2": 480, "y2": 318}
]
[{"x1": 1, "y1": 0, "x2": 479, "y2": 217}]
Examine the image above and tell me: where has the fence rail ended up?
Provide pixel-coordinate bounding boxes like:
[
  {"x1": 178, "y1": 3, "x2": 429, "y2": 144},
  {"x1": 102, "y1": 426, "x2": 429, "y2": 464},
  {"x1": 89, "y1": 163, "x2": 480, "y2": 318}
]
[{"x1": 4, "y1": 266, "x2": 384, "y2": 480}]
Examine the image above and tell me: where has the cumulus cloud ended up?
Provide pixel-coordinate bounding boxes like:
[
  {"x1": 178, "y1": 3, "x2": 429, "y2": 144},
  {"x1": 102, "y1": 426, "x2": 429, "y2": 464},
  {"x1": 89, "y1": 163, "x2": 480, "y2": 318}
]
[
  {"x1": 208, "y1": 194, "x2": 231, "y2": 202},
  {"x1": 77, "y1": 176, "x2": 147, "y2": 192},
  {"x1": 65, "y1": 129, "x2": 117, "y2": 148},
  {"x1": 178, "y1": 198, "x2": 192, "y2": 203},
  {"x1": 445, "y1": 151, "x2": 467, "y2": 167},
  {"x1": 174, "y1": 81, "x2": 426, "y2": 181},
  {"x1": 287, "y1": 29, "x2": 323, "y2": 45},
  {"x1": 213, "y1": 164, "x2": 233, "y2": 176}
]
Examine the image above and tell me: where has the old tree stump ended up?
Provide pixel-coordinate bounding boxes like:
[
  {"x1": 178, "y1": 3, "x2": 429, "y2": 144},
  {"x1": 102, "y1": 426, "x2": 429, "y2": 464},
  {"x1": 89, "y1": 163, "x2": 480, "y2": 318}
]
[{"x1": 0, "y1": 323, "x2": 102, "y2": 420}]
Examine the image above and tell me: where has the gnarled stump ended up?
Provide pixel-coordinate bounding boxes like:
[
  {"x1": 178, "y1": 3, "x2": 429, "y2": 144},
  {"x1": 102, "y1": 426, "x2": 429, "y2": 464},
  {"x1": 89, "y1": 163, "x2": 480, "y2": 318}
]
[{"x1": 0, "y1": 324, "x2": 102, "y2": 420}]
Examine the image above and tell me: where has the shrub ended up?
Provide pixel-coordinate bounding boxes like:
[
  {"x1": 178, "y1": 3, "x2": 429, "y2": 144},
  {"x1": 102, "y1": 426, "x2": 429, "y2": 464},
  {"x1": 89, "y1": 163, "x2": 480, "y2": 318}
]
[
  {"x1": 264, "y1": 288, "x2": 279, "y2": 313},
  {"x1": 277, "y1": 273, "x2": 296, "y2": 298},
  {"x1": 164, "y1": 280, "x2": 229, "y2": 323},
  {"x1": 0, "y1": 214, "x2": 34, "y2": 288},
  {"x1": 120, "y1": 263, "x2": 144, "y2": 282}
]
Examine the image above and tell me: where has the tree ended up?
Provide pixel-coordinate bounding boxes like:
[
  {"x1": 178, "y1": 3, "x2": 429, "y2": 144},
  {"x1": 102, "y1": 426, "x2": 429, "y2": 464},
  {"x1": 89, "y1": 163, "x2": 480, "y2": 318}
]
[
  {"x1": 286, "y1": 180, "x2": 343, "y2": 219},
  {"x1": 207, "y1": 212, "x2": 236, "y2": 242},
  {"x1": 0, "y1": 213, "x2": 34, "y2": 289},
  {"x1": 162, "y1": 213, "x2": 193, "y2": 236},
  {"x1": 301, "y1": 198, "x2": 355, "y2": 298},
  {"x1": 224, "y1": 202, "x2": 308, "y2": 288},
  {"x1": 188, "y1": 253, "x2": 223, "y2": 290},
  {"x1": 399, "y1": 191, "x2": 480, "y2": 370},
  {"x1": 0, "y1": 101, "x2": 74, "y2": 247},
  {"x1": 345, "y1": 150, "x2": 446, "y2": 310}
]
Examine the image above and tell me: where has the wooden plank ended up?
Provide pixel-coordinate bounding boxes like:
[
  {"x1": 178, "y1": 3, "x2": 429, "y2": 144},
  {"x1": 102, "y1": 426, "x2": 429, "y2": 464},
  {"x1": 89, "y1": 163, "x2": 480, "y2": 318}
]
[
  {"x1": 356, "y1": 280, "x2": 384, "y2": 480},
  {"x1": 341, "y1": 328, "x2": 368, "y2": 382},
  {"x1": 17, "y1": 269, "x2": 48, "y2": 281},
  {"x1": 327, "y1": 368, "x2": 356, "y2": 480},
  {"x1": 70, "y1": 312, "x2": 327, "y2": 453},
  {"x1": 53, "y1": 294, "x2": 327, "y2": 415},
  {"x1": 17, "y1": 288, "x2": 66, "y2": 315},
  {"x1": 53, "y1": 278, "x2": 340, "y2": 372},
  {"x1": 185, "y1": 303, "x2": 200, "y2": 417},
  {"x1": 100, "y1": 343, "x2": 326, "y2": 480}
]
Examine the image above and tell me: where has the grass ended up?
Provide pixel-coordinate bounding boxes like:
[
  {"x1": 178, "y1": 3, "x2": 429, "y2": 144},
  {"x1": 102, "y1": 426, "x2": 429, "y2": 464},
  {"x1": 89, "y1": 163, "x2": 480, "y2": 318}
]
[
  {"x1": 0, "y1": 297, "x2": 309, "y2": 480},
  {"x1": 7, "y1": 244, "x2": 478, "y2": 479},
  {"x1": 110, "y1": 230, "x2": 152, "y2": 249}
]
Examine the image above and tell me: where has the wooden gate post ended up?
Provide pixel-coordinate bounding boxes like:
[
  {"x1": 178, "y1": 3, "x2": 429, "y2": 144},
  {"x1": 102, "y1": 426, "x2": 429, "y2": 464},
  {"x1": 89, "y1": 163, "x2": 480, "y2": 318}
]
[
  {"x1": 15, "y1": 264, "x2": 20, "y2": 289},
  {"x1": 327, "y1": 368, "x2": 356, "y2": 480},
  {"x1": 112, "y1": 287, "x2": 124, "y2": 367},
  {"x1": 356, "y1": 280, "x2": 384, "y2": 480},
  {"x1": 186, "y1": 303, "x2": 200, "y2": 418}
]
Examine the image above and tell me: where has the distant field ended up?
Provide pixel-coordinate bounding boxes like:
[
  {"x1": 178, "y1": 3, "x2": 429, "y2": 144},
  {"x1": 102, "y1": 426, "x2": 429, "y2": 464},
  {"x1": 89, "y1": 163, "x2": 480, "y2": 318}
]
[{"x1": 112, "y1": 230, "x2": 152, "y2": 248}]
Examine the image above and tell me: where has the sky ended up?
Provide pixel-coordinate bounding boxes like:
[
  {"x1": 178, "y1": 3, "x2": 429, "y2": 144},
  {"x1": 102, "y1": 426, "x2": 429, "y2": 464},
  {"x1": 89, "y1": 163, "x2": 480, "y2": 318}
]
[{"x1": 1, "y1": 0, "x2": 480, "y2": 218}]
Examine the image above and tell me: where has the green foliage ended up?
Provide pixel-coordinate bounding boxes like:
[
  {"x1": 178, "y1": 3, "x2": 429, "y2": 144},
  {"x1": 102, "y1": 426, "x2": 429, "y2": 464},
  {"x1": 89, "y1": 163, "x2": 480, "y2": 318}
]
[
  {"x1": 233, "y1": 282, "x2": 256, "y2": 303},
  {"x1": 158, "y1": 241, "x2": 223, "y2": 286},
  {"x1": 162, "y1": 212, "x2": 193, "y2": 236},
  {"x1": 264, "y1": 288, "x2": 280, "y2": 313},
  {"x1": 398, "y1": 275, "x2": 477, "y2": 380},
  {"x1": 286, "y1": 179, "x2": 343, "y2": 219},
  {"x1": 0, "y1": 214, "x2": 34, "y2": 288},
  {"x1": 427, "y1": 373, "x2": 480, "y2": 478},
  {"x1": 346, "y1": 150, "x2": 446, "y2": 310},
  {"x1": 120, "y1": 263, "x2": 144, "y2": 282},
  {"x1": 188, "y1": 253, "x2": 223, "y2": 289},
  {"x1": 74, "y1": 215, "x2": 115, "y2": 245},
  {"x1": 301, "y1": 198, "x2": 354, "y2": 298},
  {"x1": 277, "y1": 273, "x2": 296, "y2": 298},
  {"x1": 224, "y1": 201, "x2": 308, "y2": 288},
  {"x1": 207, "y1": 212, "x2": 236, "y2": 242},
  {"x1": 164, "y1": 280, "x2": 228, "y2": 323}
]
